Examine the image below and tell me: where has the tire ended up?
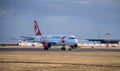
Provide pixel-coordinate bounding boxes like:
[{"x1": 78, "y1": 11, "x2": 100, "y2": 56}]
[
  {"x1": 61, "y1": 47, "x2": 66, "y2": 51},
  {"x1": 44, "y1": 48, "x2": 48, "y2": 50},
  {"x1": 69, "y1": 48, "x2": 72, "y2": 51}
]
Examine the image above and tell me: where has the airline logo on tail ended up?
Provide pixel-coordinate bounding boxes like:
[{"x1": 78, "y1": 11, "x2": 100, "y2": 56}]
[{"x1": 34, "y1": 20, "x2": 42, "y2": 36}]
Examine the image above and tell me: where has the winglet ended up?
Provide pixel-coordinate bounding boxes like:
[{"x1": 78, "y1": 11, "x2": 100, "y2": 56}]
[{"x1": 34, "y1": 20, "x2": 42, "y2": 36}]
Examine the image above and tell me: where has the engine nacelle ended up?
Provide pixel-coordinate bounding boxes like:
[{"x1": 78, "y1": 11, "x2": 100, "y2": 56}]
[
  {"x1": 43, "y1": 42, "x2": 51, "y2": 48},
  {"x1": 70, "y1": 44, "x2": 78, "y2": 49},
  {"x1": 47, "y1": 43, "x2": 52, "y2": 48}
]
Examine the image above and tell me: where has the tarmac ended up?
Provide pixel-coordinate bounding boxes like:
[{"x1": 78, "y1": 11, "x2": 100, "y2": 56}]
[
  {"x1": 0, "y1": 46, "x2": 120, "y2": 71},
  {"x1": 0, "y1": 46, "x2": 120, "y2": 52}
]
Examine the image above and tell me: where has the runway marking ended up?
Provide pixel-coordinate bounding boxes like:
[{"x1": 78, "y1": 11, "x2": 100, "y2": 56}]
[{"x1": 0, "y1": 61, "x2": 120, "y2": 68}]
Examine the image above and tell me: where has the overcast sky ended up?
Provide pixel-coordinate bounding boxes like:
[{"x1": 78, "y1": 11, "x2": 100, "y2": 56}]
[{"x1": 0, "y1": 0, "x2": 120, "y2": 42}]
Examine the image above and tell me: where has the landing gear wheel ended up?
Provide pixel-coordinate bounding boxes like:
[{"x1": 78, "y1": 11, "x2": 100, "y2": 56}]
[
  {"x1": 44, "y1": 48, "x2": 48, "y2": 50},
  {"x1": 61, "y1": 47, "x2": 66, "y2": 51},
  {"x1": 69, "y1": 48, "x2": 72, "y2": 51}
]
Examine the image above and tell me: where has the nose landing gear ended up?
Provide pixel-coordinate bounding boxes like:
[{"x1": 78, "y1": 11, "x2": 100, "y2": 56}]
[
  {"x1": 69, "y1": 48, "x2": 72, "y2": 51},
  {"x1": 61, "y1": 45, "x2": 72, "y2": 51}
]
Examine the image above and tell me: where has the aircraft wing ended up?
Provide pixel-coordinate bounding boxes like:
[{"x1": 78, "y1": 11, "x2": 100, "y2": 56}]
[{"x1": 20, "y1": 36, "x2": 36, "y2": 41}]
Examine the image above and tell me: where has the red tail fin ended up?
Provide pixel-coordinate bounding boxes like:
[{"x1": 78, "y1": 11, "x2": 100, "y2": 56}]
[{"x1": 34, "y1": 20, "x2": 42, "y2": 36}]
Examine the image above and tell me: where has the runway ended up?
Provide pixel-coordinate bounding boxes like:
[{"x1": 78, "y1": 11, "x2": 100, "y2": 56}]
[
  {"x1": 0, "y1": 47, "x2": 120, "y2": 52},
  {"x1": 0, "y1": 46, "x2": 120, "y2": 71}
]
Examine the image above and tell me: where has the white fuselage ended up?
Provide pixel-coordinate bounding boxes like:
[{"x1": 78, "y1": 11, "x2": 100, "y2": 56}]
[{"x1": 33, "y1": 35, "x2": 78, "y2": 46}]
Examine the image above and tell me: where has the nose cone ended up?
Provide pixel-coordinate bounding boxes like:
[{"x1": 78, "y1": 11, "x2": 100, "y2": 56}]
[
  {"x1": 74, "y1": 39, "x2": 78, "y2": 44},
  {"x1": 73, "y1": 39, "x2": 78, "y2": 48}
]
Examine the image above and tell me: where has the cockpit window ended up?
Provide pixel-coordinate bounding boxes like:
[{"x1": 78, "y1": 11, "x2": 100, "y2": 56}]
[{"x1": 69, "y1": 37, "x2": 75, "y2": 39}]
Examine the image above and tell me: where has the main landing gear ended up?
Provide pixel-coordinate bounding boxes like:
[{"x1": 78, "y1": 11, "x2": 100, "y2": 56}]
[
  {"x1": 61, "y1": 45, "x2": 66, "y2": 51},
  {"x1": 44, "y1": 47, "x2": 49, "y2": 50}
]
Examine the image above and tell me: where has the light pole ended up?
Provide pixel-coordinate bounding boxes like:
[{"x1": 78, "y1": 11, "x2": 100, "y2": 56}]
[{"x1": 105, "y1": 33, "x2": 111, "y2": 48}]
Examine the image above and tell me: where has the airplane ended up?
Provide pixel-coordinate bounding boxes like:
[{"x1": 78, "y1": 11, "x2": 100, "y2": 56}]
[{"x1": 21, "y1": 20, "x2": 78, "y2": 50}]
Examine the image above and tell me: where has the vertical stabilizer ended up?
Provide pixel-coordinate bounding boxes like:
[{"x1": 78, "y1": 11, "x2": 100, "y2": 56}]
[{"x1": 34, "y1": 20, "x2": 42, "y2": 36}]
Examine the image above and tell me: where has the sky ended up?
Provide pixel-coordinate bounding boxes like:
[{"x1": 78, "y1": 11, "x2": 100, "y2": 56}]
[{"x1": 0, "y1": 0, "x2": 120, "y2": 42}]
